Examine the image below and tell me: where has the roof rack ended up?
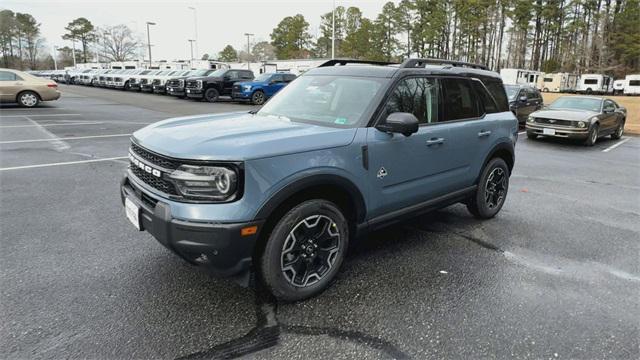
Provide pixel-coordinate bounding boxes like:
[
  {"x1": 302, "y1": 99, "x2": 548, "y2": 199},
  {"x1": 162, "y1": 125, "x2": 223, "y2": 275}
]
[
  {"x1": 319, "y1": 59, "x2": 397, "y2": 67},
  {"x1": 400, "y1": 58, "x2": 488, "y2": 70}
]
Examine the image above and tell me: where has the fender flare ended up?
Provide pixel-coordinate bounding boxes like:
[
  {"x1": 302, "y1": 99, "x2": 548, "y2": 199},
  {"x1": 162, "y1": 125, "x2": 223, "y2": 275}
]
[
  {"x1": 480, "y1": 141, "x2": 515, "y2": 178},
  {"x1": 254, "y1": 173, "x2": 367, "y2": 223}
]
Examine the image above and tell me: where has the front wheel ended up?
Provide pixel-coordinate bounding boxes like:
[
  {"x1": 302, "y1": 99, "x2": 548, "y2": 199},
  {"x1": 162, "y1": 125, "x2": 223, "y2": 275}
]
[
  {"x1": 467, "y1": 158, "x2": 509, "y2": 219},
  {"x1": 259, "y1": 199, "x2": 349, "y2": 302},
  {"x1": 17, "y1": 91, "x2": 39, "y2": 107},
  {"x1": 584, "y1": 124, "x2": 599, "y2": 146},
  {"x1": 204, "y1": 88, "x2": 219, "y2": 102},
  {"x1": 251, "y1": 90, "x2": 265, "y2": 105}
]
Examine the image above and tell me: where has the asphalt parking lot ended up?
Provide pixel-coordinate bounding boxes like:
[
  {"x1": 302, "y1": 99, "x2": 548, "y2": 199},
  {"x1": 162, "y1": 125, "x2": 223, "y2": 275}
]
[{"x1": 1, "y1": 85, "x2": 639, "y2": 359}]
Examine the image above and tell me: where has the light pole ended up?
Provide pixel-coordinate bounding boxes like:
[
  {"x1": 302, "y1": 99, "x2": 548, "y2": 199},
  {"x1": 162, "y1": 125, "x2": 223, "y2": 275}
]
[
  {"x1": 146, "y1": 21, "x2": 156, "y2": 67},
  {"x1": 71, "y1": 37, "x2": 77, "y2": 67},
  {"x1": 188, "y1": 39, "x2": 195, "y2": 60},
  {"x1": 102, "y1": 31, "x2": 109, "y2": 64},
  {"x1": 52, "y1": 46, "x2": 58, "y2": 70},
  {"x1": 244, "y1": 33, "x2": 254, "y2": 69},
  {"x1": 188, "y1": 6, "x2": 198, "y2": 59},
  {"x1": 331, "y1": 0, "x2": 335, "y2": 59}
]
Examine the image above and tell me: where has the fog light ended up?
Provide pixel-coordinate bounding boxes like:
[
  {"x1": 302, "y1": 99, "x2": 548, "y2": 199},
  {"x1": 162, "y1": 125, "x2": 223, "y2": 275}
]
[{"x1": 577, "y1": 121, "x2": 586, "y2": 128}]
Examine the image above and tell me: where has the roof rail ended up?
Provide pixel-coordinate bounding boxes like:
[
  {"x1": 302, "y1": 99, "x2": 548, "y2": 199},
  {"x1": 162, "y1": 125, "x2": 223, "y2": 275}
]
[
  {"x1": 401, "y1": 58, "x2": 488, "y2": 70},
  {"x1": 319, "y1": 59, "x2": 397, "y2": 67}
]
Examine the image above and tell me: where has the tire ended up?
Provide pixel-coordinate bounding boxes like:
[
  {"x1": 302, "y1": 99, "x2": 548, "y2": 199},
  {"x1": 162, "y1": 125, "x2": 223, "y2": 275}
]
[
  {"x1": 204, "y1": 88, "x2": 219, "y2": 102},
  {"x1": 543, "y1": 88, "x2": 549, "y2": 92},
  {"x1": 584, "y1": 124, "x2": 599, "y2": 146},
  {"x1": 251, "y1": 90, "x2": 266, "y2": 105},
  {"x1": 611, "y1": 121, "x2": 624, "y2": 139},
  {"x1": 526, "y1": 131, "x2": 538, "y2": 140},
  {"x1": 124, "y1": 81, "x2": 130, "y2": 91},
  {"x1": 17, "y1": 91, "x2": 40, "y2": 107},
  {"x1": 586, "y1": 88, "x2": 593, "y2": 94},
  {"x1": 467, "y1": 158, "x2": 510, "y2": 219},
  {"x1": 259, "y1": 199, "x2": 349, "y2": 302}
]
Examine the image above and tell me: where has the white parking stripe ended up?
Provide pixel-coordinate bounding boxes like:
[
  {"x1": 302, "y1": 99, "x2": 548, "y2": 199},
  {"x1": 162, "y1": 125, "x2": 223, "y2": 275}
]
[
  {"x1": 0, "y1": 156, "x2": 128, "y2": 171},
  {"x1": 602, "y1": 138, "x2": 631, "y2": 153},
  {"x1": 0, "y1": 114, "x2": 81, "y2": 118},
  {"x1": 0, "y1": 122, "x2": 103, "y2": 128},
  {"x1": 518, "y1": 131, "x2": 526, "y2": 135},
  {"x1": 22, "y1": 116, "x2": 69, "y2": 151},
  {"x1": 0, "y1": 133, "x2": 131, "y2": 144}
]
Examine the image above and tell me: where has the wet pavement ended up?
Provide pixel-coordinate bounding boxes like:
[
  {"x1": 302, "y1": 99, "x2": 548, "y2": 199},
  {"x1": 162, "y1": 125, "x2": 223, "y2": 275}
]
[{"x1": 1, "y1": 84, "x2": 639, "y2": 359}]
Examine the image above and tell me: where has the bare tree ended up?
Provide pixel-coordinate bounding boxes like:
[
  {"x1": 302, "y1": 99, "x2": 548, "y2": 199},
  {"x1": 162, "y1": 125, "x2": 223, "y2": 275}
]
[{"x1": 100, "y1": 24, "x2": 139, "y2": 62}]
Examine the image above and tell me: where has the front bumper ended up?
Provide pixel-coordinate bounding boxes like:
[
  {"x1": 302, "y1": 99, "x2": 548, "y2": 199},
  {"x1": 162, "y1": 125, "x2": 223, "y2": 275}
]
[
  {"x1": 185, "y1": 88, "x2": 203, "y2": 98},
  {"x1": 525, "y1": 124, "x2": 589, "y2": 139},
  {"x1": 121, "y1": 174, "x2": 262, "y2": 277},
  {"x1": 153, "y1": 85, "x2": 166, "y2": 93},
  {"x1": 140, "y1": 84, "x2": 154, "y2": 92},
  {"x1": 129, "y1": 83, "x2": 141, "y2": 90},
  {"x1": 166, "y1": 87, "x2": 185, "y2": 96},
  {"x1": 232, "y1": 91, "x2": 252, "y2": 101}
]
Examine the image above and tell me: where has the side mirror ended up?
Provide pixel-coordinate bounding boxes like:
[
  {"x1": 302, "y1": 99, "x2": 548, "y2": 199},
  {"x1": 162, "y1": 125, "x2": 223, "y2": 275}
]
[
  {"x1": 519, "y1": 96, "x2": 528, "y2": 102},
  {"x1": 376, "y1": 112, "x2": 419, "y2": 137}
]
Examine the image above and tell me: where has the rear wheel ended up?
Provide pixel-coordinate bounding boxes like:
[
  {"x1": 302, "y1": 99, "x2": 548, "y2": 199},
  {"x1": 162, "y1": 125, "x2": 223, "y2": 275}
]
[
  {"x1": 251, "y1": 90, "x2": 265, "y2": 105},
  {"x1": 17, "y1": 91, "x2": 39, "y2": 107},
  {"x1": 611, "y1": 121, "x2": 624, "y2": 139},
  {"x1": 467, "y1": 158, "x2": 509, "y2": 219},
  {"x1": 204, "y1": 88, "x2": 219, "y2": 102},
  {"x1": 259, "y1": 199, "x2": 348, "y2": 302},
  {"x1": 584, "y1": 124, "x2": 599, "y2": 146}
]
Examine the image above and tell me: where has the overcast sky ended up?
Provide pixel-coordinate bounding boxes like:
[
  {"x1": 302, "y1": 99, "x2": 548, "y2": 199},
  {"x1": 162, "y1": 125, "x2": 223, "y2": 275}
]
[{"x1": 3, "y1": 0, "x2": 398, "y2": 61}]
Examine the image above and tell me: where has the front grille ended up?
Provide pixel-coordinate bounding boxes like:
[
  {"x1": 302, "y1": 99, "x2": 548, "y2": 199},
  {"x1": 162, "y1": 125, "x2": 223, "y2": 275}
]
[
  {"x1": 186, "y1": 80, "x2": 201, "y2": 89},
  {"x1": 167, "y1": 79, "x2": 183, "y2": 88},
  {"x1": 535, "y1": 118, "x2": 575, "y2": 127},
  {"x1": 152, "y1": 79, "x2": 161, "y2": 85},
  {"x1": 114, "y1": 77, "x2": 122, "y2": 82},
  {"x1": 140, "y1": 78, "x2": 148, "y2": 85},
  {"x1": 233, "y1": 85, "x2": 241, "y2": 91},
  {"x1": 130, "y1": 165, "x2": 178, "y2": 195},
  {"x1": 106, "y1": 77, "x2": 113, "y2": 81},
  {"x1": 130, "y1": 143, "x2": 179, "y2": 170}
]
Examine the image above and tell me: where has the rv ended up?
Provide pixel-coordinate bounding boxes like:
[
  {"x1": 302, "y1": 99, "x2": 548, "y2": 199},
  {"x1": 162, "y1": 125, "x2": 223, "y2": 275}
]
[
  {"x1": 623, "y1": 74, "x2": 640, "y2": 96},
  {"x1": 613, "y1": 80, "x2": 625, "y2": 95},
  {"x1": 538, "y1": 72, "x2": 578, "y2": 93},
  {"x1": 500, "y1": 68, "x2": 542, "y2": 87},
  {"x1": 576, "y1": 74, "x2": 613, "y2": 94}
]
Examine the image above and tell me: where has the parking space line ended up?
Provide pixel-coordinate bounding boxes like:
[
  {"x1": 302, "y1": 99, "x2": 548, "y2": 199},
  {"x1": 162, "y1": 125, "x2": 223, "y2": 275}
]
[
  {"x1": 0, "y1": 122, "x2": 103, "y2": 128},
  {"x1": 22, "y1": 116, "x2": 70, "y2": 151},
  {"x1": 602, "y1": 138, "x2": 631, "y2": 153},
  {"x1": 518, "y1": 130, "x2": 526, "y2": 135},
  {"x1": 0, "y1": 133, "x2": 131, "y2": 144},
  {"x1": 0, "y1": 114, "x2": 81, "y2": 118},
  {"x1": 0, "y1": 156, "x2": 128, "y2": 171}
]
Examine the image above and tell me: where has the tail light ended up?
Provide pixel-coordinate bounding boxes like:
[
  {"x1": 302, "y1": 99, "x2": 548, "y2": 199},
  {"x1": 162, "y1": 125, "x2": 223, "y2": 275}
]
[{"x1": 47, "y1": 83, "x2": 57, "y2": 88}]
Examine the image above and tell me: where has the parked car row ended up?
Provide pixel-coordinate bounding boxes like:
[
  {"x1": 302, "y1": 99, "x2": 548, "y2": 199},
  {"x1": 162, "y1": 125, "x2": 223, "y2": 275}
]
[{"x1": 45, "y1": 67, "x2": 297, "y2": 105}]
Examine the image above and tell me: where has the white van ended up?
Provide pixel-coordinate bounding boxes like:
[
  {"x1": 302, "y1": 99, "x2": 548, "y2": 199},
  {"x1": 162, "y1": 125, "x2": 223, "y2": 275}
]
[
  {"x1": 538, "y1": 73, "x2": 578, "y2": 93},
  {"x1": 576, "y1": 74, "x2": 613, "y2": 94},
  {"x1": 623, "y1": 74, "x2": 640, "y2": 95},
  {"x1": 500, "y1": 68, "x2": 542, "y2": 87}
]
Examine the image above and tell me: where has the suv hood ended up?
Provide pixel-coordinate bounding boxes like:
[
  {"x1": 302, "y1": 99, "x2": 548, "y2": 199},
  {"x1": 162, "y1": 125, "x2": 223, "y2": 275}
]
[
  {"x1": 133, "y1": 112, "x2": 357, "y2": 161},
  {"x1": 531, "y1": 109, "x2": 598, "y2": 121},
  {"x1": 187, "y1": 76, "x2": 222, "y2": 82}
]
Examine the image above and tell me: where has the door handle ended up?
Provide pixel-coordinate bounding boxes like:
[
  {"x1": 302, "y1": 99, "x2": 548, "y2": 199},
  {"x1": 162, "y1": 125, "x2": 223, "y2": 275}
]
[
  {"x1": 426, "y1": 137, "x2": 445, "y2": 146},
  {"x1": 478, "y1": 130, "x2": 492, "y2": 137}
]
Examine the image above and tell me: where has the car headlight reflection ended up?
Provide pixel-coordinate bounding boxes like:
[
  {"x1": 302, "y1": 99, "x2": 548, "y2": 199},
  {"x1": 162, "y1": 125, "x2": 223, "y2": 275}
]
[
  {"x1": 168, "y1": 165, "x2": 237, "y2": 201},
  {"x1": 527, "y1": 116, "x2": 535, "y2": 123}
]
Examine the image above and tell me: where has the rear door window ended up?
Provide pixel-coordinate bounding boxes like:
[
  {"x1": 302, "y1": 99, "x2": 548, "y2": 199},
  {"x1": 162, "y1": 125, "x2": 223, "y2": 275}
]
[
  {"x1": 0, "y1": 71, "x2": 17, "y2": 81},
  {"x1": 441, "y1": 78, "x2": 481, "y2": 121},
  {"x1": 471, "y1": 80, "x2": 498, "y2": 114}
]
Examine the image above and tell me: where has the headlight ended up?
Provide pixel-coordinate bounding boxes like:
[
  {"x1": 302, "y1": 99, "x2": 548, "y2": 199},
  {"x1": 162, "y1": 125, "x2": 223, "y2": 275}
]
[
  {"x1": 577, "y1": 121, "x2": 586, "y2": 128},
  {"x1": 527, "y1": 116, "x2": 535, "y2": 123},
  {"x1": 196, "y1": 80, "x2": 203, "y2": 88},
  {"x1": 168, "y1": 165, "x2": 238, "y2": 201},
  {"x1": 243, "y1": 85, "x2": 252, "y2": 91}
]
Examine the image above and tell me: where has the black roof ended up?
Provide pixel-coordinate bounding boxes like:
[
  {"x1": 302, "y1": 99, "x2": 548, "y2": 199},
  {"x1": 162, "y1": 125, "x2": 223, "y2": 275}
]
[{"x1": 306, "y1": 58, "x2": 501, "y2": 80}]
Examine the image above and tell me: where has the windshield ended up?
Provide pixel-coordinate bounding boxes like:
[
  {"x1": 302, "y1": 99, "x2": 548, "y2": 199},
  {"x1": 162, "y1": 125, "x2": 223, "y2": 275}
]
[
  {"x1": 257, "y1": 75, "x2": 387, "y2": 127},
  {"x1": 504, "y1": 85, "x2": 520, "y2": 100},
  {"x1": 254, "y1": 73, "x2": 272, "y2": 82},
  {"x1": 548, "y1": 97, "x2": 602, "y2": 112}
]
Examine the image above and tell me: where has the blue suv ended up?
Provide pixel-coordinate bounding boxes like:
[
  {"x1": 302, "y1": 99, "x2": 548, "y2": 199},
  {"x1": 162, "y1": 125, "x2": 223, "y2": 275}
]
[
  {"x1": 121, "y1": 59, "x2": 517, "y2": 301},
  {"x1": 232, "y1": 72, "x2": 297, "y2": 105}
]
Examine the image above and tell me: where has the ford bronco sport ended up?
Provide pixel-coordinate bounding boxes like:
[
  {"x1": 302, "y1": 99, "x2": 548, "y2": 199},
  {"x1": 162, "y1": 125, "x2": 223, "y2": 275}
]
[{"x1": 121, "y1": 59, "x2": 517, "y2": 301}]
